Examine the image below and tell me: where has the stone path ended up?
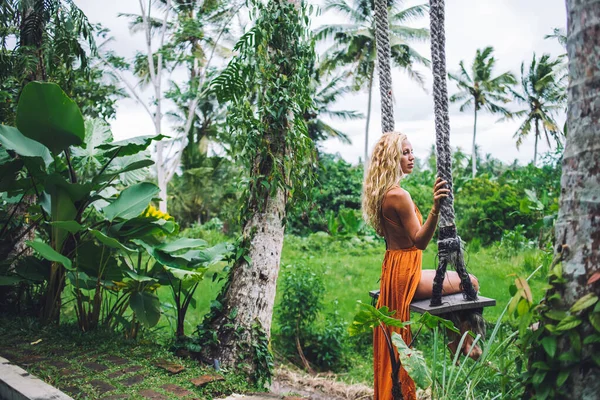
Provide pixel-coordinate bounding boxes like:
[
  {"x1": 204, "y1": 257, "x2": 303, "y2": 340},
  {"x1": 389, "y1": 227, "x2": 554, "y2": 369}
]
[
  {"x1": 0, "y1": 340, "x2": 231, "y2": 399},
  {"x1": 0, "y1": 335, "x2": 372, "y2": 400}
]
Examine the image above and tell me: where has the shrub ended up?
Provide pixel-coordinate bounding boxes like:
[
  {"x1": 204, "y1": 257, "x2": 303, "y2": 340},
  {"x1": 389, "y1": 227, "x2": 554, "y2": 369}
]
[
  {"x1": 500, "y1": 224, "x2": 531, "y2": 256},
  {"x1": 276, "y1": 264, "x2": 347, "y2": 371}
]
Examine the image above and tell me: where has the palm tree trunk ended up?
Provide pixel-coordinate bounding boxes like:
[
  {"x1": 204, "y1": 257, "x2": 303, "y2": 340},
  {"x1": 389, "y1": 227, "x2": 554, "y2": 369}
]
[
  {"x1": 533, "y1": 119, "x2": 539, "y2": 166},
  {"x1": 364, "y1": 66, "x2": 374, "y2": 167},
  {"x1": 471, "y1": 105, "x2": 478, "y2": 178},
  {"x1": 529, "y1": 0, "x2": 600, "y2": 397}
]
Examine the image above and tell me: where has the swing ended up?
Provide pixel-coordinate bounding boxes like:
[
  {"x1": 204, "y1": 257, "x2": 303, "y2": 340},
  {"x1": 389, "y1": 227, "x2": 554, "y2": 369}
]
[{"x1": 368, "y1": 0, "x2": 496, "y2": 317}]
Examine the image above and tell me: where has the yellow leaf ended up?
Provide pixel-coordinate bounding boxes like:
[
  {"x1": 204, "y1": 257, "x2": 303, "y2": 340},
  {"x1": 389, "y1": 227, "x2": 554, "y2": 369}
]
[{"x1": 515, "y1": 277, "x2": 533, "y2": 303}]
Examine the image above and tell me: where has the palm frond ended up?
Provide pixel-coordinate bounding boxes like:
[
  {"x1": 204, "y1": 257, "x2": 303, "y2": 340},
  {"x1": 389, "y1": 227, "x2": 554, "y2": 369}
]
[
  {"x1": 388, "y1": 25, "x2": 429, "y2": 42},
  {"x1": 323, "y1": 0, "x2": 365, "y2": 23},
  {"x1": 390, "y1": 4, "x2": 429, "y2": 23}
]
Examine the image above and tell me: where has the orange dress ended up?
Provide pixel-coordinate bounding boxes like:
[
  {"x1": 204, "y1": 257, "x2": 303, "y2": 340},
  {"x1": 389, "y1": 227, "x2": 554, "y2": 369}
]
[{"x1": 373, "y1": 204, "x2": 423, "y2": 400}]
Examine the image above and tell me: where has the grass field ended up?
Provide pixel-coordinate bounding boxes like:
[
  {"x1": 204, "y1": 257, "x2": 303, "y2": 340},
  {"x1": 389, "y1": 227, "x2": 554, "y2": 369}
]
[
  {"x1": 147, "y1": 230, "x2": 549, "y2": 388},
  {"x1": 152, "y1": 231, "x2": 549, "y2": 339}
]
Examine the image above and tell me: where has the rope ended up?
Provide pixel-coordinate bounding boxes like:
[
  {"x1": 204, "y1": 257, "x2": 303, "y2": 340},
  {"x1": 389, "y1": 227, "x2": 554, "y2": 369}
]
[
  {"x1": 374, "y1": 0, "x2": 394, "y2": 133},
  {"x1": 428, "y1": 0, "x2": 477, "y2": 305}
]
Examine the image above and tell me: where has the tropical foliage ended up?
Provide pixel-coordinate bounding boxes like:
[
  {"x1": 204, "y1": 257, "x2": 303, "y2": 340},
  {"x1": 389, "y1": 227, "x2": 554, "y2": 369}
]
[
  {"x1": 0, "y1": 82, "x2": 230, "y2": 337},
  {"x1": 0, "y1": 0, "x2": 125, "y2": 123},
  {"x1": 0, "y1": 1, "x2": 592, "y2": 399},
  {"x1": 509, "y1": 54, "x2": 566, "y2": 165},
  {"x1": 449, "y1": 47, "x2": 516, "y2": 177}
]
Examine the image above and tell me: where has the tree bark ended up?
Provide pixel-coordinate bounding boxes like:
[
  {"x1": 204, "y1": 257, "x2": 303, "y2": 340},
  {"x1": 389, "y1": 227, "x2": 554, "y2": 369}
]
[
  {"x1": 206, "y1": 190, "x2": 286, "y2": 370},
  {"x1": 472, "y1": 105, "x2": 478, "y2": 178},
  {"x1": 539, "y1": 0, "x2": 600, "y2": 397},
  {"x1": 534, "y1": 119, "x2": 539, "y2": 166},
  {"x1": 364, "y1": 65, "x2": 375, "y2": 168}
]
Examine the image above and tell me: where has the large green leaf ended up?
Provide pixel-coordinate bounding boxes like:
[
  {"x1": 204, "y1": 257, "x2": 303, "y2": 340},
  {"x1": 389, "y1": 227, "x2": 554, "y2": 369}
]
[
  {"x1": 175, "y1": 243, "x2": 232, "y2": 266},
  {"x1": 348, "y1": 301, "x2": 410, "y2": 336},
  {"x1": 163, "y1": 265, "x2": 207, "y2": 282},
  {"x1": 416, "y1": 312, "x2": 460, "y2": 334},
  {"x1": 125, "y1": 270, "x2": 158, "y2": 283},
  {"x1": 0, "y1": 276, "x2": 23, "y2": 286},
  {"x1": 157, "y1": 238, "x2": 208, "y2": 253},
  {"x1": 97, "y1": 135, "x2": 167, "y2": 157},
  {"x1": 392, "y1": 332, "x2": 432, "y2": 389},
  {"x1": 0, "y1": 125, "x2": 53, "y2": 167},
  {"x1": 0, "y1": 158, "x2": 24, "y2": 192},
  {"x1": 102, "y1": 183, "x2": 160, "y2": 221},
  {"x1": 74, "y1": 241, "x2": 122, "y2": 281},
  {"x1": 111, "y1": 218, "x2": 177, "y2": 240},
  {"x1": 14, "y1": 256, "x2": 48, "y2": 282},
  {"x1": 89, "y1": 229, "x2": 134, "y2": 252},
  {"x1": 16, "y1": 82, "x2": 84, "y2": 154},
  {"x1": 130, "y1": 291, "x2": 161, "y2": 327},
  {"x1": 67, "y1": 270, "x2": 98, "y2": 290},
  {"x1": 26, "y1": 239, "x2": 73, "y2": 270},
  {"x1": 48, "y1": 221, "x2": 83, "y2": 233},
  {"x1": 94, "y1": 159, "x2": 155, "y2": 185},
  {"x1": 72, "y1": 119, "x2": 114, "y2": 175},
  {"x1": 44, "y1": 175, "x2": 84, "y2": 250}
]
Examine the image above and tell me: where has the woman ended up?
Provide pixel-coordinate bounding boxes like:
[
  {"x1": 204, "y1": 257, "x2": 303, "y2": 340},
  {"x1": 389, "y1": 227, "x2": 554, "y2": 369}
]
[{"x1": 362, "y1": 132, "x2": 480, "y2": 400}]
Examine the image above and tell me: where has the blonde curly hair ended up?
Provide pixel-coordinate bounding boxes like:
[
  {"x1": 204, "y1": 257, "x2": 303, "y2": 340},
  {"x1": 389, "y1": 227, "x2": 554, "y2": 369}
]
[{"x1": 362, "y1": 131, "x2": 408, "y2": 236}]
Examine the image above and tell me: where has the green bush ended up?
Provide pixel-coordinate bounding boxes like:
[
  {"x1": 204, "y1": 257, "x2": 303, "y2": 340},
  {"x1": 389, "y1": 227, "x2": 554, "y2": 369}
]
[
  {"x1": 275, "y1": 264, "x2": 348, "y2": 371},
  {"x1": 286, "y1": 153, "x2": 363, "y2": 235}
]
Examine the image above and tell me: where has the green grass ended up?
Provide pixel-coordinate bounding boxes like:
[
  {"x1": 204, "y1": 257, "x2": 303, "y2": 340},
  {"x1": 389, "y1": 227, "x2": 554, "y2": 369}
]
[
  {"x1": 274, "y1": 233, "x2": 549, "y2": 385},
  {"x1": 278, "y1": 234, "x2": 548, "y2": 324}
]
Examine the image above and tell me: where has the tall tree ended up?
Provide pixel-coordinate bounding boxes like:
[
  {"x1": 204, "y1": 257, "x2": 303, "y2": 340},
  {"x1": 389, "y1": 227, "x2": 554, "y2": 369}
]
[
  {"x1": 509, "y1": 54, "x2": 566, "y2": 166},
  {"x1": 448, "y1": 46, "x2": 516, "y2": 178},
  {"x1": 198, "y1": 0, "x2": 316, "y2": 384},
  {"x1": 316, "y1": 0, "x2": 430, "y2": 164},
  {"x1": 102, "y1": 0, "x2": 237, "y2": 212},
  {"x1": 527, "y1": 0, "x2": 600, "y2": 397}
]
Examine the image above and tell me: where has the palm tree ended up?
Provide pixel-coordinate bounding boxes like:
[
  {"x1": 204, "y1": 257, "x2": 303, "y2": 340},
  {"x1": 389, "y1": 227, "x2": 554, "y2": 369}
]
[
  {"x1": 316, "y1": 0, "x2": 430, "y2": 163},
  {"x1": 306, "y1": 73, "x2": 364, "y2": 145},
  {"x1": 448, "y1": 47, "x2": 516, "y2": 178},
  {"x1": 545, "y1": 28, "x2": 567, "y2": 54},
  {"x1": 510, "y1": 54, "x2": 566, "y2": 166}
]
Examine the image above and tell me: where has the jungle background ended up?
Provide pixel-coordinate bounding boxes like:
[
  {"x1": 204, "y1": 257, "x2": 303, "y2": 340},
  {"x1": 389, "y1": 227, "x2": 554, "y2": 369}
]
[{"x1": 1, "y1": 1, "x2": 595, "y2": 399}]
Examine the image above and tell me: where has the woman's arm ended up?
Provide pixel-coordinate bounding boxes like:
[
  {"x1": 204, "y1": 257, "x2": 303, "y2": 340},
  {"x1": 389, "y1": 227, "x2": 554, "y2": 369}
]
[{"x1": 389, "y1": 177, "x2": 449, "y2": 250}]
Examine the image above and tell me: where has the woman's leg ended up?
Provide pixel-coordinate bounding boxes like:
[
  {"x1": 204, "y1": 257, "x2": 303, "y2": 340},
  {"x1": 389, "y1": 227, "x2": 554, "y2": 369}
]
[{"x1": 413, "y1": 269, "x2": 479, "y2": 301}]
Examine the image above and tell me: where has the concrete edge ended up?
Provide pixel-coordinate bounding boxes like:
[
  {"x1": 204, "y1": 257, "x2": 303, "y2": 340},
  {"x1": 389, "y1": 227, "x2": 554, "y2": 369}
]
[{"x1": 0, "y1": 356, "x2": 73, "y2": 400}]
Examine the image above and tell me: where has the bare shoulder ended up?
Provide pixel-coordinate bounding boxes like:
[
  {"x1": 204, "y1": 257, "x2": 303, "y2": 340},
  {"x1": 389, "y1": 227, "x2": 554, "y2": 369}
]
[
  {"x1": 386, "y1": 186, "x2": 412, "y2": 203},
  {"x1": 384, "y1": 187, "x2": 413, "y2": 211}
]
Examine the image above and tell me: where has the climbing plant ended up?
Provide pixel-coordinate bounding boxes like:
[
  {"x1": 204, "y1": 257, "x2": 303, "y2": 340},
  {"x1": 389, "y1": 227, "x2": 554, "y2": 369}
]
[
  {"x1": 198, "y1": 0, "x2": 317, "y2": 384},
  {"x1": 211, "y1": 1, "x2": 317, "y2": 219}
]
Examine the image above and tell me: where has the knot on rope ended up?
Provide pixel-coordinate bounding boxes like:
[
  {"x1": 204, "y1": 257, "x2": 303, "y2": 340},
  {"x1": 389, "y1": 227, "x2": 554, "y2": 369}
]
[
  {"x1": 430, "y1": 225, "x2": 478, "y2": 307},
  {"x1": 437, "y1": 225, "x2": 461, "y2": 255}
]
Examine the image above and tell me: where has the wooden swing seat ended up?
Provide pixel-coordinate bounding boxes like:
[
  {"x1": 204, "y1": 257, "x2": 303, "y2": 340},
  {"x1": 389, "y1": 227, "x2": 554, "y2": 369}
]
[{"x1": 369, "y1": 290, "x2": 496, "y2": 315}]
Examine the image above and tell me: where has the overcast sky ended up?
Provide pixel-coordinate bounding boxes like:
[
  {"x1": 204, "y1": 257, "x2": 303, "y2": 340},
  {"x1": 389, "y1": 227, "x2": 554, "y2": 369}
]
[{"x1": 76, "y1": 0, "x2": 568, "y2": 166}]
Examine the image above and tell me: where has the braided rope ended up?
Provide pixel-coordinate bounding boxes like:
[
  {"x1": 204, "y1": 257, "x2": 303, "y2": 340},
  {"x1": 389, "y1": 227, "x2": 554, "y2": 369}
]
[
  {"x1": 429, "y1": 0, "x2": 477, "y2": 305},
  {"x1": 374, "y1": 0, "x2": 395, "y2": 133}
]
